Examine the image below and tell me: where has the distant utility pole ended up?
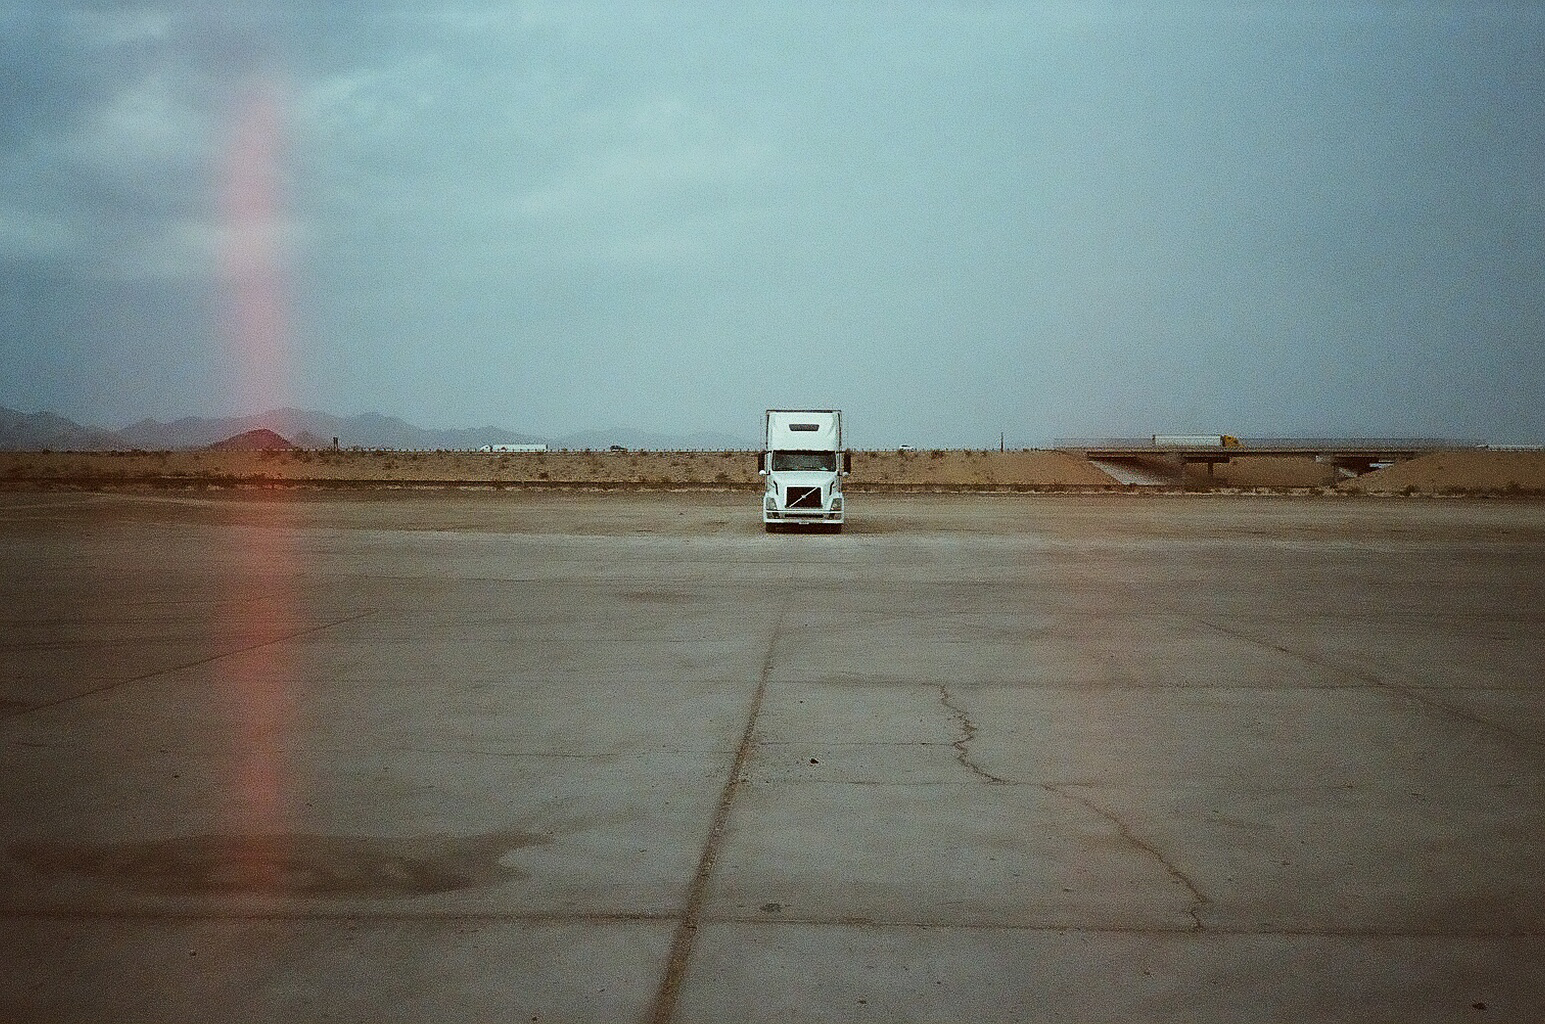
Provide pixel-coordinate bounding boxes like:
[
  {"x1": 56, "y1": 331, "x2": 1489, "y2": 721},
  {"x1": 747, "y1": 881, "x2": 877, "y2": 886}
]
[{"x1": 1000, "y1": 432, "x2": 1005, "y2": 452}]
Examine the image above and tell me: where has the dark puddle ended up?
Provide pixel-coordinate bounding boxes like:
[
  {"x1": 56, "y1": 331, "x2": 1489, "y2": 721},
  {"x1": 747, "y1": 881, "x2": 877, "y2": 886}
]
[{"x1": 10, "y1": 830, "x2": 548, "y2": 898}]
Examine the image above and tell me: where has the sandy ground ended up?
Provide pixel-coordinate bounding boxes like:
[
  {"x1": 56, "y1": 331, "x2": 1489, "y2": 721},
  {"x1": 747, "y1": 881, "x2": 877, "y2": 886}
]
[
  {"x1": 1341, "y1": 450, "x2": 1545, "y2": 494},
  {"x1": 4, "y1": 448, "x2": 1544, "y2": 493},
  {"x1": 3, "y1": 491, "x2": 1545, "y2": 1021}
]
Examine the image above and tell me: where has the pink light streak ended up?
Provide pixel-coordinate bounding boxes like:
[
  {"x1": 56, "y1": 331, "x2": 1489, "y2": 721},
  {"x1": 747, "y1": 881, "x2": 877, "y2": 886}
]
[
  {"x1": 216, "y1": 79, "x2": 302, "y2": 895},
  {"x1": 219, "y1": 79, "x2": 290, "y2": 417}
]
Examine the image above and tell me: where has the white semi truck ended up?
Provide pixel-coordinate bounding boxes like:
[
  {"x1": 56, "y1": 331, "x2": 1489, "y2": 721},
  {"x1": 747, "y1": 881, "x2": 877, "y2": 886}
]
[{"x1": 760, "y1": 409, "x2": 851, "y2": 532}]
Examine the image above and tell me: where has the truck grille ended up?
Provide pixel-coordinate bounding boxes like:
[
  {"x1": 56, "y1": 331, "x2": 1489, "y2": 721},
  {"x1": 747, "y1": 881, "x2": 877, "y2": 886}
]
[{"x1": 787, "y1": 486, "x2": 822, "y2": 509}]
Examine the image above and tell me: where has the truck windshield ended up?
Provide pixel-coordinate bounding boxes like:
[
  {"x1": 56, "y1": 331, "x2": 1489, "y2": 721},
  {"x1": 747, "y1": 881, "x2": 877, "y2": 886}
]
[{"x1": 771, "y1": 450, "x2": 837, "y2": 472}]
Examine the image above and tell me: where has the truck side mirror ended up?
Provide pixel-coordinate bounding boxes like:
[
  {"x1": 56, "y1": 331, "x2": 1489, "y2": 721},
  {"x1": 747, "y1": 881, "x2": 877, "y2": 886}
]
[
  {"x1": 756, "y1": 452, "x2": 766, "y2": 476},
  {"x1": 843, "y1": 450, "x2": 852, "y2": 475}
]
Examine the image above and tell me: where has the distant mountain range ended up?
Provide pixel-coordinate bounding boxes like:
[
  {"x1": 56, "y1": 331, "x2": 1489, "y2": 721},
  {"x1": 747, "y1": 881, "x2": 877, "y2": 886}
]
[{"x1": 0, "y1": 406, "x2": 755, "y2": 452}]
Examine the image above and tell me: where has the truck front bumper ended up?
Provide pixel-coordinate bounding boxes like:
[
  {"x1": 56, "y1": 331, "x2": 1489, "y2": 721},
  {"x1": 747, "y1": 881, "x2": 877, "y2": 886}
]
[{"x1": 764, "y1": 508, "x2": 844, "y2": 524}]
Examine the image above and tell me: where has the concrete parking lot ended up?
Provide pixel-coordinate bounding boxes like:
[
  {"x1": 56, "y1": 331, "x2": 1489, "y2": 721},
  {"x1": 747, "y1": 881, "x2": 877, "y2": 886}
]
[{"x1": 2, "y1": 490, "x2": 1544, "y2": 1022}]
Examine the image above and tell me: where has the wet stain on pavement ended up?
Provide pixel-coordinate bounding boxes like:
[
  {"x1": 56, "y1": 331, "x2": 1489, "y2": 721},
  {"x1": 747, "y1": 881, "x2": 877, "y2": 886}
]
[
  {"x1": 621, "y1": 589, "x2": 690, "y2": 604},
  {"x1": 10, "y1": 829, "x2": 548, "y2": 898}
]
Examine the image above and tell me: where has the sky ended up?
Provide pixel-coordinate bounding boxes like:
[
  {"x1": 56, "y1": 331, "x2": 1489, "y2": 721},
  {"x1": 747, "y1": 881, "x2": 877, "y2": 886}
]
[{"x1": 2, "y1": 1, "x2": 1543, "y2": 448}]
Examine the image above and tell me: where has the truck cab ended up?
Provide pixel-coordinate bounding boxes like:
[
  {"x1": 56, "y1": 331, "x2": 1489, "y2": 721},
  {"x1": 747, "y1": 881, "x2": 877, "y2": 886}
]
[{"x1": 760, "y1": 409, "x2": 850, "y2": 532}]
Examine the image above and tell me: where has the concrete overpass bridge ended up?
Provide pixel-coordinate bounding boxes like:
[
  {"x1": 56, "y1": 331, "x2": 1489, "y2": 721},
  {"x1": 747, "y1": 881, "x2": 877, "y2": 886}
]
[{"x1": 1056, "y1": 438, "x2": 1483, "y2": 484}]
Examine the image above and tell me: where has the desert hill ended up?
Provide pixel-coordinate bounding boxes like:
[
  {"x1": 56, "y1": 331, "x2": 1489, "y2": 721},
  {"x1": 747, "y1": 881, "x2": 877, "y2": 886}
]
[{"x1": 207, "y1": 429, "x2": 296, "y2": 451}]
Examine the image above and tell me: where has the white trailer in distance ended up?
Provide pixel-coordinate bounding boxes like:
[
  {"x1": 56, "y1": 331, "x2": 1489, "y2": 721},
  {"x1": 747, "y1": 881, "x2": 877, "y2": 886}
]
[
  {"x1": 1151, "y1": 434, "x2": 1240, "y2": 447},
  {"x1": 759, "y1": 409, "x2": 851, "y2": 533}
]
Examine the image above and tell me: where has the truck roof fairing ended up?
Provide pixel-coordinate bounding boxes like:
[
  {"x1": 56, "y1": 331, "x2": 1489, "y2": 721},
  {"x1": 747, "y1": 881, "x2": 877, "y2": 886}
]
[{"x1": 766, "y1": 409, "x2": 841, "y2": 451}]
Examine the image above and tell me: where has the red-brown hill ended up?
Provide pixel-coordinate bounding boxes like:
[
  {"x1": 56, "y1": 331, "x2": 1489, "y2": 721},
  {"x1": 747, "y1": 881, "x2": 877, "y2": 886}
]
[{"x1": 207, "y1": 428, "x2": 296, "y2": 451}]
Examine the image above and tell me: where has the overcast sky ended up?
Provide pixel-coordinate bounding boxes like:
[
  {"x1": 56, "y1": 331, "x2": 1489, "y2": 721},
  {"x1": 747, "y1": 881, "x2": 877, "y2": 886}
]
[{"x1": 2, "y1": 1, "x2": 1542, "y2": 446}]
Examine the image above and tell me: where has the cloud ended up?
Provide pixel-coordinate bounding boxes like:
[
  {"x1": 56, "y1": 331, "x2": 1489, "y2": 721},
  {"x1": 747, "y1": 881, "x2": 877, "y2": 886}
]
[
  {"x1": 0, "y1": 205, "x2": 80, "y2": 261},
  {"x1": 2, "y1": 1, "x2": 1543, "y2": 441},
  {"x1": 61, "y1": 7, "x2": 175, "y2": 49},
  {"x1": 57, "y1": 69, "x2": 209, "y2": 172},
  {"x1": 505, "y1": 96, "x2": 776, "y2": 265},
  {"x1": 0, "y1": 9, "x2": 222, "y2": 277}
]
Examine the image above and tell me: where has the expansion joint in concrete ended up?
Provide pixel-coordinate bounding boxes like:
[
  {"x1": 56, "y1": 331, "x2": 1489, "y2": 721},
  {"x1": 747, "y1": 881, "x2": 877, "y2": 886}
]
[
  {"x1": 647, "y1": 603, "x2": 785, "y2": 1024},
  {"x1": 939, "y1": 686, "x2": 1011, "y2": 785},
  {"x1": 1043, "y1": 785, "x2": 1210, "y2": 932}
]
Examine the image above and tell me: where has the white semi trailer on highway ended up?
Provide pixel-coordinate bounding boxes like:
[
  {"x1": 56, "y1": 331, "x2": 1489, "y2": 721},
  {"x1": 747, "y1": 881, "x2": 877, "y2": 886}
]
[
  {"x1": 760, "y1": 409, "x2": 850, "y2": 532},
  {"x1": 1152, "y1": 434, "x2": 1240, "y2": 447}
]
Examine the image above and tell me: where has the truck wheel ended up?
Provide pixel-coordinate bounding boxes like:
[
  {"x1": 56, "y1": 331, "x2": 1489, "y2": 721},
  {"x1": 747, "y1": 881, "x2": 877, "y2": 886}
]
[{"x1": 764, "y1": 523, "x2": 779, "y2": 534}]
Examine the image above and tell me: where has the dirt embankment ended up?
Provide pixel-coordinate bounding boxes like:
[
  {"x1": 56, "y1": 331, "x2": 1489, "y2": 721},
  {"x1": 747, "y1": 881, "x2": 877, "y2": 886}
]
[
  {"x1": 1144, "y1": 450, "x2": 1545, "y2": 494},
  {"x1": 1338, "y1": 451, "x2": 1545, "y2": 495},
  {"x1": 3, "y1": 448, "x2": 1542, "y2": 494},
  {"x1": 0, "y1": 449, "x2": 1113, "y2": 490},
  {"x1": 0, "y1": 449, "x2": 753, "y2": 488},
  {"x1": 852, "y1": 450, "x2": 1118, "y2": 489}
]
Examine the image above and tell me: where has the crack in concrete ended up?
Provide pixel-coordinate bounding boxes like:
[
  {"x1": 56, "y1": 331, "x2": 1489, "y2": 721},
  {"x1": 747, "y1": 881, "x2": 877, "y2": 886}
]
[
  {"x1": 939, "y1": 686, "x2": 1011, "y2": 784},
  {"x1": 1198, "y1": 618, "x2": 1545, "y2": 751},
  {"x1": 1043, "y1": 785, "x2": 1209, "y2": 931},
  {"x1": 0, "y1": 610, "x2": 380, "y2": 720},
  {"x1": 6, "y1": 905, "x2": 1541, "y2": 938}
]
